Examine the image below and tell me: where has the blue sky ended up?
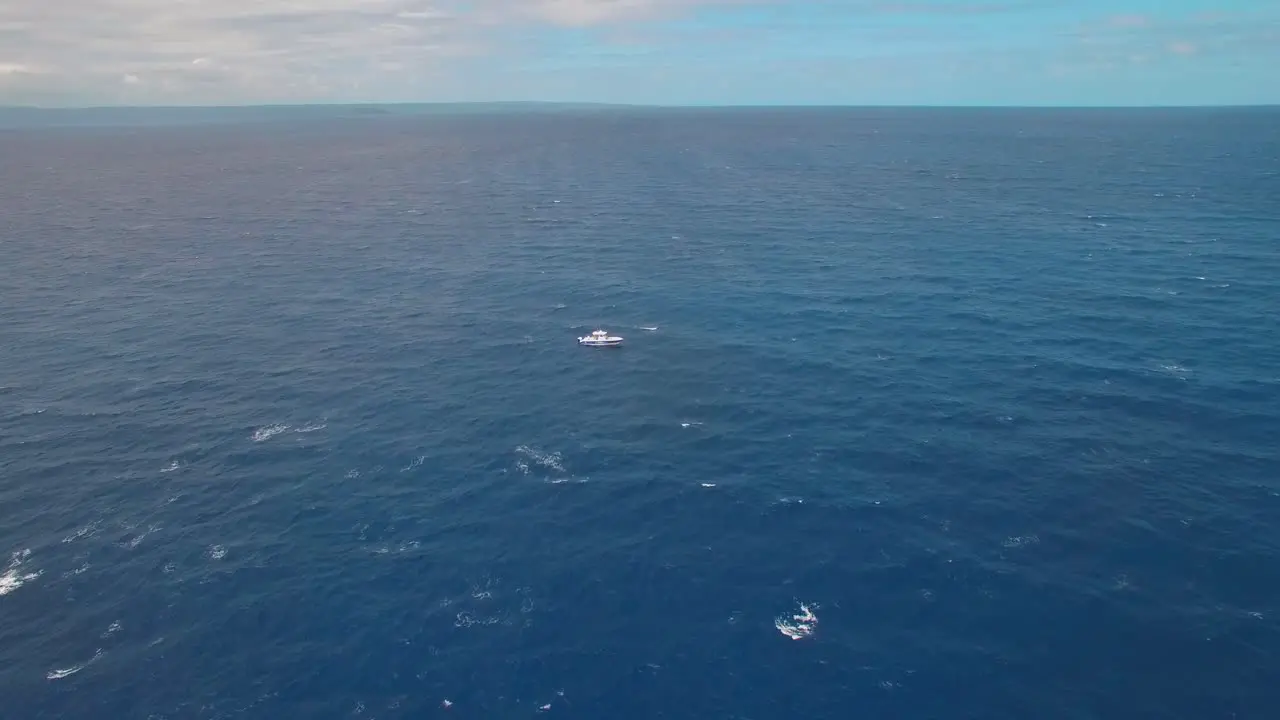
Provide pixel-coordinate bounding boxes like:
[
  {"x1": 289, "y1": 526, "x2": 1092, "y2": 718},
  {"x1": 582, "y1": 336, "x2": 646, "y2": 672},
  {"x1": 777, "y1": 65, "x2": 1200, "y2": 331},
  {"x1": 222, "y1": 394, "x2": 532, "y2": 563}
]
[{"x1": 1, "y1": 0, "x2": 1277, "y2": 106}]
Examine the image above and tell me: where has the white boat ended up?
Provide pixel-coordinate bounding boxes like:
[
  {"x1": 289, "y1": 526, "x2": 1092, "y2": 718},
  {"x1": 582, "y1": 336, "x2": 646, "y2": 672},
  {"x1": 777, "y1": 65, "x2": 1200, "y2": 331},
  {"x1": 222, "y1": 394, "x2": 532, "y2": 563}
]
[{"x1": 578, "y1": 329, "x2": 623, "y2": 347}]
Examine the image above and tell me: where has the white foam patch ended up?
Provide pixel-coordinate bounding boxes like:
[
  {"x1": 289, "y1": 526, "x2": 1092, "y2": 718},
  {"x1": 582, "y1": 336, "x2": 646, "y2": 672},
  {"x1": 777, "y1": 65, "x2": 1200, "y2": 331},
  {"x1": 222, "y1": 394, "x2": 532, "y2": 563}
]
[
  {"x1": 471, "y1": 579, "x2": 496, "y2": 600},
  {"x1": 0, "y1": 549, "x2": 40, "y2": 596},
  {"x1": 515, "y1": 446, "x2": 585, "y2": 484},
  {"x1": 46, "y1": 664, "x2": 83, "y2": 680},
  {"x1": 294, "y1": 423, "x2": 327, "y2": 434},
  {"x1": 447, "y1": 576, "x2": 529, "y2": 628},
  {"x1": 47, "y1": 649, "x2": 103, "y2": 680},
  {"x1": 121, "y1": 524, "x2": 161, "y2": 550},
  {"x1": 62, "y1": 522, "x2": 100, "y2": 544},
  {"x1": 252, "y1": 424, "x2": 290, "y2": 442},
  {"x1": 160, "y1": 461, "x2": 182, "y2": 473},
  {"x1": 454, "y1": 611, "x2": 503, "y2": 628},
  {"x1": 371, "y1": 540, "x2": 421, "y2": 556},
  {"x1": 775, "y1": 601, "x2": 818, "y2": 640},
  {"x1": 1002, "y1": 534, "x2": 1040, "y2": 549},
  {"x1": 516, "y1": 445, "x2": 565, "y2": 473},
  {"x1": 208, "y1": 544, "x2": 227, "y2": 560}
]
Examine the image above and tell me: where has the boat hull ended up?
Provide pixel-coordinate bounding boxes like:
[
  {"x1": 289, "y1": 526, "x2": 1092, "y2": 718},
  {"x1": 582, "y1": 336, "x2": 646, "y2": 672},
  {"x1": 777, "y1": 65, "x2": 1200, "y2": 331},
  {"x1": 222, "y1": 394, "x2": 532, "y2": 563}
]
[{"x1": 578, "y1": 337, "x2": 623, "y2": 347}]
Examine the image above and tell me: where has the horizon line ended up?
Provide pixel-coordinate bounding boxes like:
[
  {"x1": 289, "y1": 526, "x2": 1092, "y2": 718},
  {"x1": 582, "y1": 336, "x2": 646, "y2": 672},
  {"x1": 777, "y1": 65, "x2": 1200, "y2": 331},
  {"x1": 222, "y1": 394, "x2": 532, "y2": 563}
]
[{"x1": 4, "y1": 101, "x2": 1279, "y2": 112}]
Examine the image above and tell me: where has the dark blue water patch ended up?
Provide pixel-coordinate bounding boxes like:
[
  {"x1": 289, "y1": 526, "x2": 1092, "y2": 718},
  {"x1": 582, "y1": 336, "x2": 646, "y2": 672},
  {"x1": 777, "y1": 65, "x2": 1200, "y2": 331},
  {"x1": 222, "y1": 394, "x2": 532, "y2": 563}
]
[{"x1": 2, "y1": 107, "x2": 1280, "y2": 719}]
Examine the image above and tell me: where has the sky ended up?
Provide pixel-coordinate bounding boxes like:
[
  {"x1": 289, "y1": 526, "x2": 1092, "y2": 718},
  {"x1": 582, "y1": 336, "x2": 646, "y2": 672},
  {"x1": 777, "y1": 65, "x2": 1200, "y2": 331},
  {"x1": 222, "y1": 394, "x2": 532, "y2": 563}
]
[{"x1": 1, "y1": 0, "x2": 1278, "y2": 107}]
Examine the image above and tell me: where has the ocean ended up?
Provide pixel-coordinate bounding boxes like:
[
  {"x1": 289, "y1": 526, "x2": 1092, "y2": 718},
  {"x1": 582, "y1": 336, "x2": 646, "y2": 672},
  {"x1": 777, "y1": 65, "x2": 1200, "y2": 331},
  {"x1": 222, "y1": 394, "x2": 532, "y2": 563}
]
[{"x1": 1, "y1": 106, "x2": 1278, "y2": 719}]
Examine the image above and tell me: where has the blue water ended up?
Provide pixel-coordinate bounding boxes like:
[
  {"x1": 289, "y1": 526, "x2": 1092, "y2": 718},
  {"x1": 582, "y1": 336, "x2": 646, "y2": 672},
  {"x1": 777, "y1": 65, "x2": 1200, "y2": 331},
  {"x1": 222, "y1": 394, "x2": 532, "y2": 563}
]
[{"x1": 2, "y1": 107, "x2": 1279, "y2": 719}]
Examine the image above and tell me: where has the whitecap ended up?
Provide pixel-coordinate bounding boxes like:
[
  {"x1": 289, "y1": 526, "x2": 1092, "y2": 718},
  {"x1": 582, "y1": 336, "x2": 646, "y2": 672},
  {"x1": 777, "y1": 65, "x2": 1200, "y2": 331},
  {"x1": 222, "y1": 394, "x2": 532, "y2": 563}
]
[
  {"x1": 515, "y1": 445, "x2": 582, "y2": 483},
  {"x1": 122, "y1": 524, "x2": 161, "y2": 550},
  {"x1": 62, "y1": 522, "x2": 100, "y2": 544},
  {"x1": 470, "y1": 576, "x2": 498, "y2": 600},
  {"x1": 47, "y1": 664, "x2": 84, "y2": 680},
  {"x1": 1002, "y1": 534, "x2": 1040, "y2": 549},
  {"x1": 775, "y1": 601, "x2": 818, "y2": 640},
  {"x1": 251, "y1": 424, "x2": 290, "y2": 442},
  {"x1": 47, "y1": 649, "x2": 103, "y2": 680},
  {"x1": 454, "y1": 611, "x2": 502, "y2": 628},
  {"x1": 0, "y1": 550, "x2": 40, "y2": 596},
  {"x1": 515, "y1": 445, "x2": 565, "y2": 473}
]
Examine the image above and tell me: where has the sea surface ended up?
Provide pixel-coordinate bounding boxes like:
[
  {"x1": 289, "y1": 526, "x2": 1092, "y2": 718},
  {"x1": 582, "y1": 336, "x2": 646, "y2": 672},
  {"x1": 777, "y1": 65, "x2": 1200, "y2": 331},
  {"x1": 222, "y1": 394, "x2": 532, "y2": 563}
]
[{"x1": 2, "y1": 106, "x2": 1279, "y2": 719}]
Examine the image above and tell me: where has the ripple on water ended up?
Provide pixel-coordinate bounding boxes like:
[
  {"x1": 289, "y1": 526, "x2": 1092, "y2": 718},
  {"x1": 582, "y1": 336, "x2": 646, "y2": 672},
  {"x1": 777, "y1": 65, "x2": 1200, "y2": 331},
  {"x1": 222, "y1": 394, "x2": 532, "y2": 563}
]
[{"x1": 2, "y1": 107, "x2": 1278, "y2": 720}]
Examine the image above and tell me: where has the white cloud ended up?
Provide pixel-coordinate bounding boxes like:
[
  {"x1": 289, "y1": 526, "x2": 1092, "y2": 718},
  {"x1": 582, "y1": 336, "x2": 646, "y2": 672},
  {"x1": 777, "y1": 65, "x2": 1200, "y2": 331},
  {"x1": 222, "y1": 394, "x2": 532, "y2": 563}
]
[
  {"x1": 8, "y1": 0, "x2": 1002, "y2": 105},
  {"x1": 0, "y1": 0, "x2": 489, "y2": 105},
  {"x1": 10, "y1": 1, "x2": 1202, "y2": 106},
  {"x1": 538, "y1": 0, "x2": 780, "y2": 26},
  {"x1": 526, "y1": 0, "x2": 686, "y2": 26},
  {"x1": 0, "y1": 63, "x2": 37, "y2": 75}
]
